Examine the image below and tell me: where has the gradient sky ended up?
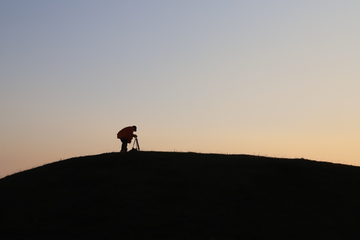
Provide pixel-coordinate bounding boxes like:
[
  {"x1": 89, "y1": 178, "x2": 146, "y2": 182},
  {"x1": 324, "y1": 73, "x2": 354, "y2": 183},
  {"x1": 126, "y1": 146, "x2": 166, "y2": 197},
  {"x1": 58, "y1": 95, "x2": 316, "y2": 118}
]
[{"x1": 1, "y1": 1, "x2": 359, "y2": 178}]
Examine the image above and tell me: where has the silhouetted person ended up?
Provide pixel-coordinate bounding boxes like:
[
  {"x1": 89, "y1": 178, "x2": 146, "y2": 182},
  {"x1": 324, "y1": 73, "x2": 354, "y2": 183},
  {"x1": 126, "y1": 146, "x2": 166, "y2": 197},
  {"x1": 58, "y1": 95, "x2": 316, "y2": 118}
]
[{"x1": 117, "y1": 126, "x2": 137, "y2": 152}]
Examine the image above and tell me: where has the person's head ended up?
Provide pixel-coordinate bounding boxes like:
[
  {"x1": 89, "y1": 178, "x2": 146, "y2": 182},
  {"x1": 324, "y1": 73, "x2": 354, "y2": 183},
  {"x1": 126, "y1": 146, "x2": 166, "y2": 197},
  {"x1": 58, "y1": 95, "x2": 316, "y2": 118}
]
[{"x1": 133, "y1": 126, "x2": 137, "y2": 132}]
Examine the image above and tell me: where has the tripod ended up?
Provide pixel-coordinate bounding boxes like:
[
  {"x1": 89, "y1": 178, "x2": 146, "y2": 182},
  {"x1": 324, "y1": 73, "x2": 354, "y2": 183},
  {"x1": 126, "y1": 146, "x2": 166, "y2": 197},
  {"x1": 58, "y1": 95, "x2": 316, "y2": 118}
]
[{"x1": 132, "y1": 137, "x2": 140, "y2": 151}]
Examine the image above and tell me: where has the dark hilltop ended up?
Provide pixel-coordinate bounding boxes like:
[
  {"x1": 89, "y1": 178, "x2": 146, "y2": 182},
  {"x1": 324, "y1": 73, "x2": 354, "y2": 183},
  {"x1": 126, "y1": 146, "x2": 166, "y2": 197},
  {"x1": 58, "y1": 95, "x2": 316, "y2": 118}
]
[{"x1": 1, "y1": 151, "x2": 360, "y2": 240}]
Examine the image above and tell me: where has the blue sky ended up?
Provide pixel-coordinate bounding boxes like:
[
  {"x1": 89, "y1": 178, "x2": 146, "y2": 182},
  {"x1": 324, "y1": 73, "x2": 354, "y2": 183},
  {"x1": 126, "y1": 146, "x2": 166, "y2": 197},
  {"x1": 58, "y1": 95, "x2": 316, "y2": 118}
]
[{"x1": 1, "y1": 1, "x2": 360, "y2": 177}]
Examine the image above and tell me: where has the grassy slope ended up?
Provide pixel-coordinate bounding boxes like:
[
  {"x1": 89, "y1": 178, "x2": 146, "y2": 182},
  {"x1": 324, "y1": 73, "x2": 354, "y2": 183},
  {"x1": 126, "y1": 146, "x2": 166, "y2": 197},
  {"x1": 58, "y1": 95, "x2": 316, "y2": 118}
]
[{"x1": 1, "y1": 151, "x2": 360, "y2": 240}]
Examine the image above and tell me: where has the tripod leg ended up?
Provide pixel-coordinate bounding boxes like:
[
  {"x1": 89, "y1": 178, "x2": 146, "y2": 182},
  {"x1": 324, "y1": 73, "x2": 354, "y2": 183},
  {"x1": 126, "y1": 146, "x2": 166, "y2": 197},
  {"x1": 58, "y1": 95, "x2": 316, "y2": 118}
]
[{"x1": 136, "y1": 138, "x2": 140, "y2": 151}]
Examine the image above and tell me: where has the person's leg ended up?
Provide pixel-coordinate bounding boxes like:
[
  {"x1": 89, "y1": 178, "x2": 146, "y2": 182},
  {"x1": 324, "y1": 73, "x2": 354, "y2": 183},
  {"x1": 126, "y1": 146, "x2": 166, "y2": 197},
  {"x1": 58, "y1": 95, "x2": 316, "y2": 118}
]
[{"x1": 120, "y1": 139, "x2": 128, "y2": 152}]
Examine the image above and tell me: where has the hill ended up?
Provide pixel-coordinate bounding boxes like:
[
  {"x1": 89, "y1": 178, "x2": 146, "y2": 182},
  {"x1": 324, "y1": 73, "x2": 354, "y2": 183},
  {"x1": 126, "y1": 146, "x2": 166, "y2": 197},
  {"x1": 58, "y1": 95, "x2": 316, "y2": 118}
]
[{"x1": 1, "y1": 151, "x2": 360, "y2": 240}]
